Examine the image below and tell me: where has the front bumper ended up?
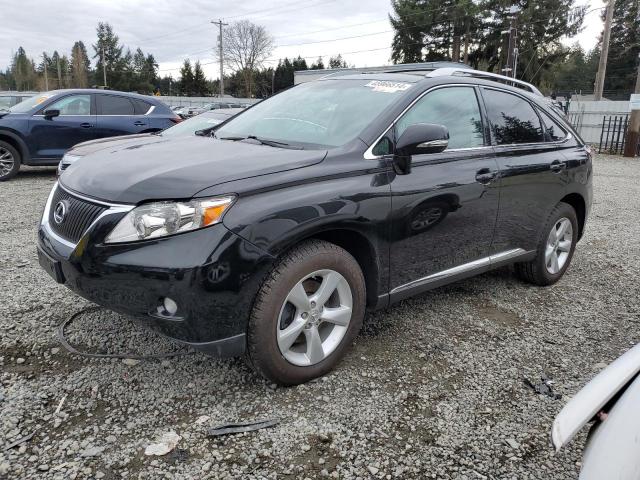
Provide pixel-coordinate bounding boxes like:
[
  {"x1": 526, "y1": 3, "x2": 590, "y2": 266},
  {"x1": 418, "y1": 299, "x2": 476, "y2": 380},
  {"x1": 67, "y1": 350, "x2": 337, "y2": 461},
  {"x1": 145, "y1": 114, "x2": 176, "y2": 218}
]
[{"x1": 38, "y1": 183, "x2": 274, "y2": 357}]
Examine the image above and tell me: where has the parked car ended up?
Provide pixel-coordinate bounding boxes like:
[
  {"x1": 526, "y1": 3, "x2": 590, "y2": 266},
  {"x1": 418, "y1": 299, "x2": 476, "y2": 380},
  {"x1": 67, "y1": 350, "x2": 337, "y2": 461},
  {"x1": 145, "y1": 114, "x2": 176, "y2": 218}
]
[
  {"x1": 58, "y1": 108, "x2": 243, "y2": 175},
  {"x1": 37, "y1": 67, "x2": 592, "y2": 385},
  {"x1": 0, "y1": 89, "x2": 181, "y2": 181},
  {"x1": 0, "y1": 91, "x2": 35, "y2": 111},
  {"x1": 553, "y1": 343, "x2": 640, "y2": 479},
  {"x1": 189, "y1": 102, "x2": 246, "y2": 116}
]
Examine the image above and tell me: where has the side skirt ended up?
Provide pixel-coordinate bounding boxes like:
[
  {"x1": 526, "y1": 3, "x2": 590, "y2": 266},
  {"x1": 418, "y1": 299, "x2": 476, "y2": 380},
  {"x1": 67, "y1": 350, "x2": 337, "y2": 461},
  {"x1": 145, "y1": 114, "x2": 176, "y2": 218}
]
[{"x1": 388, "y1": 248, "x2": 535, "y2": 304}]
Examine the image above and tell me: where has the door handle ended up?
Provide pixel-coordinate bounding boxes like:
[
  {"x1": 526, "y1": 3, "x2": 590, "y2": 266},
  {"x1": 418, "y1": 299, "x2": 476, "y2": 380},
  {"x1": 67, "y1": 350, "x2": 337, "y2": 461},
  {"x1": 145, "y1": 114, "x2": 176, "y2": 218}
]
[
  {"x1": 475, "y1": 168, "x2": 498, "y2": 184},
  {"x1": 133, "y1": 121, "x2": 146, "y2": 126},
  {"x1": 80, "y1": 122, "x2": 93, "y2": 128},
  {"x1": 550, "y1": 160, "x2": 566, "y2": 173}
]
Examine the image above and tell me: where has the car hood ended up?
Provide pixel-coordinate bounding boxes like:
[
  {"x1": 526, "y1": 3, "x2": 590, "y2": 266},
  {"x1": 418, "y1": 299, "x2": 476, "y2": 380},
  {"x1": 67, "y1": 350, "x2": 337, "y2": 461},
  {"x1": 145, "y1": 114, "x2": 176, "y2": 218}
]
[
  {"x1": 68, "y1": 134, "x2": 157, "y2": 157},
  {"x1": 61, "y1": 136, "x2": 327, "y2": 204}
]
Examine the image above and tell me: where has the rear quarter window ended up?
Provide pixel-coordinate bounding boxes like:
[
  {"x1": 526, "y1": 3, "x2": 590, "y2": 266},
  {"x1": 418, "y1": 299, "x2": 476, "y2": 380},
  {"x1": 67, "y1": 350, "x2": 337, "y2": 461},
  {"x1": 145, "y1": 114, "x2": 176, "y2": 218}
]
[{"x1": 537, "y1": 108, "x2": 567, "y2": 142}]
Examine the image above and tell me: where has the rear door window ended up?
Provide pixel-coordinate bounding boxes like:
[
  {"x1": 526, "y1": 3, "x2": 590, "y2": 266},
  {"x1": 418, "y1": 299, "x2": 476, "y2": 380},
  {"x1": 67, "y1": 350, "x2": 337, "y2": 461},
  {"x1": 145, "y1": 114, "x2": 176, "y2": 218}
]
[
  {"x1": 97, "y1": 95, "x2": 135, "y2": 115},
  {"x1": 482, "y1": 89, "x2": 543, "y2": 145}
]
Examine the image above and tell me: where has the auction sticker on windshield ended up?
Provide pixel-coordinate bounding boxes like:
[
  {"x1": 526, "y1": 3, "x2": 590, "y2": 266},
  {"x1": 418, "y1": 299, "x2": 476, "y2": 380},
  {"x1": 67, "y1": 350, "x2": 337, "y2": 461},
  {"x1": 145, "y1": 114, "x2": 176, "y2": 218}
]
[{"x1": 365, "y1": 81, "x2": 412, "y2": 93}]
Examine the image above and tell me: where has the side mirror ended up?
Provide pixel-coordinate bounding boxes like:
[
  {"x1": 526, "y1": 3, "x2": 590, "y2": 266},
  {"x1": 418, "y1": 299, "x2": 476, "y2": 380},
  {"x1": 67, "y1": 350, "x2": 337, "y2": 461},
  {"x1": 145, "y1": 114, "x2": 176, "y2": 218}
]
[
  {"x1": 396, "y1": 123, "x2": 449, "y2": 156},
  {"x1": 43, "y1": 109, "x2": 60, "y2": 119},
  {"x1": 392, "y1": 123, "x2": 449, "y2": 175}
]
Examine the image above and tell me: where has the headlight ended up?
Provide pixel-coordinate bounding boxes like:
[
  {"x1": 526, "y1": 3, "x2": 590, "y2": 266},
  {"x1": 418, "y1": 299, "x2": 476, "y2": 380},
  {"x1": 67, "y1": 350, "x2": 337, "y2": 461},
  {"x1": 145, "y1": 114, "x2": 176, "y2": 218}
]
[
  {"x1": 105, "y1": 196, "x2": 235, "y2": 244},
  {"x1": 62, "y1": 153, "x2": 82, "y2": 165}
]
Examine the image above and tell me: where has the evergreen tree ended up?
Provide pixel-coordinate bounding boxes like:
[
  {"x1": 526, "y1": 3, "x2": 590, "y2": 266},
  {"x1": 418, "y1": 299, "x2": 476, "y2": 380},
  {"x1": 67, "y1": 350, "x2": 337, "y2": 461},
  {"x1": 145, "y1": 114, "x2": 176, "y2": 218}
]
[
  {"x1": 328, "y1": 54, "x2": 348, "y2": 68},
  {"x1": 192, "y1": 61, "x2": 208, "y2": 95},
  {"x1": 310, "y1": 57, "x2": 325, "y2": 70},
  {"x1": 179, "y1": 59, "x2": 194, "y2": 95},
  {"x1": 93, "y1": 22, "x2": 123, "y2": 88},
  {"x1": 11, "y1": 47, "x2": 36, "y2": 90},
  {"x1": 274, "y1": 58, "x2": 295, "y2": 92},
  {"x1": 604, "y1": 0, "x2": 639, "y2": 93},
  {"x1": 70, "y1": 41, "x2": 90, "y2": 88},
  {"x1": 292, "y1": 56, "x2": 308, "y2": 71}
]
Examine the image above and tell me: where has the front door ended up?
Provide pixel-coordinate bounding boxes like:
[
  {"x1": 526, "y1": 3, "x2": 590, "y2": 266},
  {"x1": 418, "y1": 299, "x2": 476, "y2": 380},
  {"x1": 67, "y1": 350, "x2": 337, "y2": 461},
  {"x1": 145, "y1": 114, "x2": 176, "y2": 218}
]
[
  {"x1": 28, "y1": 93, "x2": 95, "y2": 160},
  {"x1": 387, "y1": 85, "x2": 500, "y2": 298}
]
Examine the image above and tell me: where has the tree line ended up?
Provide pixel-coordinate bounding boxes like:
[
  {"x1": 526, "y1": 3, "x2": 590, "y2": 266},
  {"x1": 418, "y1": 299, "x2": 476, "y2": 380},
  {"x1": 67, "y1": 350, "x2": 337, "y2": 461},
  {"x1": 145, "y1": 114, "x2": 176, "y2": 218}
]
[{"x1": 390, "y1": 0, "x2": 638, "y2": 97}]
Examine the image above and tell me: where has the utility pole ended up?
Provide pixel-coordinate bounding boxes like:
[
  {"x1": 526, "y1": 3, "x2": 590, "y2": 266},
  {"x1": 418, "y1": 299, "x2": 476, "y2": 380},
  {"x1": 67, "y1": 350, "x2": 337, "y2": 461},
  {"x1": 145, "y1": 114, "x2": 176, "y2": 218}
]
[
  {"x1": 502, "y1": 6, "x2": 520, "y2": 78},
  {"x1": 102, "y1": 46, "x2": 107, "y2": 87},
  {"x1": 211, "y1": 19, "x2": 228, "y2": 97},
  {"x1": 623, "y1": 56, "x2": 640, "y2": 157},
  {"x1": 56, "y1": 57, "x2": 62, "y2": 89},
  {"x1": 43, "y1": 59, "x2": 49, "y2": 91},
  {"x1": 594, "y1": 0, "x2": 615, "y2": 101}
]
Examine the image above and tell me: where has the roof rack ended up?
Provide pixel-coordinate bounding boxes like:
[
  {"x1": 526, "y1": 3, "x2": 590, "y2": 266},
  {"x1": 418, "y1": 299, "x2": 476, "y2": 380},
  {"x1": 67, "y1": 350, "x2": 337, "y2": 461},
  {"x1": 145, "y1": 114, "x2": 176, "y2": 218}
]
[{"x1": 427, "y1": 68, "x2": 543, "y2": 96}]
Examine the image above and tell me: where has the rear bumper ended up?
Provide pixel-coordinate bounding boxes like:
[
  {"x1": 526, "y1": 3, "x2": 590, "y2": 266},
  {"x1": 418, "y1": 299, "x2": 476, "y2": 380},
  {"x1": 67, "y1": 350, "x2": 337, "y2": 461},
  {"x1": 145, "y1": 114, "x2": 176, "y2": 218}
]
[{"x1": 37, "y1": 191, "x2": 275, "y2": 356}]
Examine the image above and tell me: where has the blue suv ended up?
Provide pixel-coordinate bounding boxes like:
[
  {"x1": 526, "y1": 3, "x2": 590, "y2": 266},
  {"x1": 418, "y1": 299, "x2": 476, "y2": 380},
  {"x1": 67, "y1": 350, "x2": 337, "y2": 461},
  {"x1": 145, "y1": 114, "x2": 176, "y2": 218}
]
[{"x1": 0, "y1": 89, "x2": 180, "y2": 181}]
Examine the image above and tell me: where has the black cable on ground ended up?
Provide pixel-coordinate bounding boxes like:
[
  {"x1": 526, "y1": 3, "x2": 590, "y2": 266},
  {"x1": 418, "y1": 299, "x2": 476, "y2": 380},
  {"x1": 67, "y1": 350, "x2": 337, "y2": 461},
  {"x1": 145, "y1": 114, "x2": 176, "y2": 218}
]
[{"x1": 56, "y1": 306, "x2": 195, "y2": 360}]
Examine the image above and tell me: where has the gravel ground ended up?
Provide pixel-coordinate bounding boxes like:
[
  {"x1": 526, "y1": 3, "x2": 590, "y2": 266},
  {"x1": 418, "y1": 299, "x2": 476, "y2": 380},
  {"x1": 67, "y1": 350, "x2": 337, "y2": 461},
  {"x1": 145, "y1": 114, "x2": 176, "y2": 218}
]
[{"x1": 1, "y1": 156, "x2": 639, "y2": 480}]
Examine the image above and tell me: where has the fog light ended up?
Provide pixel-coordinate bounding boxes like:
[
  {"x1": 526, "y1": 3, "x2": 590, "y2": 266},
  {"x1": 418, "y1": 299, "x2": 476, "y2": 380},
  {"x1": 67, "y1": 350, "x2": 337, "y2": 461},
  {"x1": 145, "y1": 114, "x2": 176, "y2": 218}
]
[
  {"x1": 163, "y1": 297, "x2": 178, "y2": 316},
  {"x1": 156, "y1": 297, "x2": 179, "y2": 318}
]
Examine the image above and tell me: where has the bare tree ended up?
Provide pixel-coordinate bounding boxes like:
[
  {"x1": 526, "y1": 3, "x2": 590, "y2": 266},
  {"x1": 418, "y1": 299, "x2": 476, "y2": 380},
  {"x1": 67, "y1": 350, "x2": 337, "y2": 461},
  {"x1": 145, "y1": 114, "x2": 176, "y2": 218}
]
[{"x1": 222, "y1": 20, "x2": 274, "y2": 98}]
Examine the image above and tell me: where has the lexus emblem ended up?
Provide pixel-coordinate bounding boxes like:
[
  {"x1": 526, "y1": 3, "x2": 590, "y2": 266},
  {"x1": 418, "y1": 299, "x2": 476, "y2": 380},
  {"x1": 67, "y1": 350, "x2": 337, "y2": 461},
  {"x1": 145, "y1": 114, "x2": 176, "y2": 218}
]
[{"x1": 53, "y1": 200, "x2": 68, "y2": 224}]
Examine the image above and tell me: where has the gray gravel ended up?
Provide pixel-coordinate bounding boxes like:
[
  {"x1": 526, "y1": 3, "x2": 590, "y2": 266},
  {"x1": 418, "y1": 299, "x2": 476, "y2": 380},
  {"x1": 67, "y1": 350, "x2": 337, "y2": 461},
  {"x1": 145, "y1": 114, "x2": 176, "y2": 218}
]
[{"x1": 1, "y1": 156, "x2": 639, "y2": 479}]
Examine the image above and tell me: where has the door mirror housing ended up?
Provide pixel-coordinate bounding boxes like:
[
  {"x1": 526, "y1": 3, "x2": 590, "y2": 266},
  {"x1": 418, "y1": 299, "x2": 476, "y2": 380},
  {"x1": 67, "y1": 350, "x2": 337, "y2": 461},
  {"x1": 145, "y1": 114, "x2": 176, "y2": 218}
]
[
  {"x1": 392, "y1": 123, "x2": 449, "y2": 175},
  {"x1": 396, "y1": 123, "x2": 449, "y2": 157},
  {"x1": 43, "y1": 109, "x2": 60, "y2": 119}
]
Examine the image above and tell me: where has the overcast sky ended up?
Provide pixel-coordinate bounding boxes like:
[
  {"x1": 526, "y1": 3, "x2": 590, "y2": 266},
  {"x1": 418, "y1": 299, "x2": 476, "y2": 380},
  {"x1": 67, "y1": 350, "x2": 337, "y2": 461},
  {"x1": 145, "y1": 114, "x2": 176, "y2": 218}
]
[{"x1": 0, "y1": 0, "x2": 605, "y2": 80}]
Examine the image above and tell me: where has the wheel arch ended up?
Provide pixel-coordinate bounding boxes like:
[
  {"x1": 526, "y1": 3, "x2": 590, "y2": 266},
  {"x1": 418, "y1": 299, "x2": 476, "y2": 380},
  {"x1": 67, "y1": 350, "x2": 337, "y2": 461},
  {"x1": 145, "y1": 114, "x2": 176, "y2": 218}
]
[
  {"x1": 560, "y1": 193, "x2": 586, "y2": 240},
  {"x1": 271, "y1": 227, "x2": 383, "y2": 310},
  {"x1": 0, "y1": 129, "x2": 29, "y2": 164}
]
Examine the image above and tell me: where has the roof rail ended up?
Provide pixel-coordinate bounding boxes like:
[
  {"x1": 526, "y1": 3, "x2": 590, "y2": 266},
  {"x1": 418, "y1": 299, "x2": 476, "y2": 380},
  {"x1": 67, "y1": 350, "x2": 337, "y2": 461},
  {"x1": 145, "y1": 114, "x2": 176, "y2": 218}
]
[{"x1": 427, "y1": 68, "x2": 543, "y2": 96}]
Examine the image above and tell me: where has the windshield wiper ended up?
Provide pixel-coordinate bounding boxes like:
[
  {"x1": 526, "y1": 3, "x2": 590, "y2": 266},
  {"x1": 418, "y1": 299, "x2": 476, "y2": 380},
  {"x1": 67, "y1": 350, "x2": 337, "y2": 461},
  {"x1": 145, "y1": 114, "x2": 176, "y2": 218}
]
[{"x1": 218, "y1": 135, "x2": 303, "y2": 149}]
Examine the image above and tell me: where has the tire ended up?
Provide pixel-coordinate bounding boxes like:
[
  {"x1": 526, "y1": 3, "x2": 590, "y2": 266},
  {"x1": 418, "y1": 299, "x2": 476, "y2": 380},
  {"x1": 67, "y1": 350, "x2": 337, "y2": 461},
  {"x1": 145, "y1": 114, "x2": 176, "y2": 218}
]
[
  {"x1": 247, "y1": 240, "x2": 366, "y2": 386},
  {"x1": 0, "y1": 140, "x2": 20, "y2": 181},
  {"x1": 515, "y1": 202, "x2": 578, "y2": 286}
]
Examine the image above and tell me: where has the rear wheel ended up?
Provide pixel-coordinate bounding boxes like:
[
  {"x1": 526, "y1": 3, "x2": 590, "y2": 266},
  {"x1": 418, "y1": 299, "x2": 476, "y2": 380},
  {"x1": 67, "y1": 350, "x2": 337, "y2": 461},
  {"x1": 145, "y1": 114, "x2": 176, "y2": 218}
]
[
  {"x1": 515, "y1": 202, "x2": 578, "y2": 286},
  {"x1": 0, "y1": 140, "x2": 20, "y2": 181},
  {"x1": 247, "y1": 240, "x2": 365, "y2": 386}
]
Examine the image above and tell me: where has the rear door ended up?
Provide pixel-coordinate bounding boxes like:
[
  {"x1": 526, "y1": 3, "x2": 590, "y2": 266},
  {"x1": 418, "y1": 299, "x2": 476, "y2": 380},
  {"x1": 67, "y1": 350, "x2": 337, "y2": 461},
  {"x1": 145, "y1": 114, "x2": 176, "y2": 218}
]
[
  {"x1": 95, "y1": 94, "x2": 150, "y2": 139},
  {"x1": 28, "y1": 93, "x2": 95, "y2": 160},
  {"x1": 387, "y1": 85, "x2": 500, "y2": 298},
  {"x1": 480, "y1": 88, "x2": 568, "y2": 255}
]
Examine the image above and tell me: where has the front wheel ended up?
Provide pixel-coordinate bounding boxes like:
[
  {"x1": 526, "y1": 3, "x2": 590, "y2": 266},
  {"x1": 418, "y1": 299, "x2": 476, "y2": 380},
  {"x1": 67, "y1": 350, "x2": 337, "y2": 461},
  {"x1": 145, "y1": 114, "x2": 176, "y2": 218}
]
[
  {"x1": 515, "y1": 202, "x2": 578, "y2": 286},
  {"x1": 0, "y1": 140, "x2": 20, "y2": 181},
  {"x1": 247, "y1": 240, "x2": 366, "y2": 386}
]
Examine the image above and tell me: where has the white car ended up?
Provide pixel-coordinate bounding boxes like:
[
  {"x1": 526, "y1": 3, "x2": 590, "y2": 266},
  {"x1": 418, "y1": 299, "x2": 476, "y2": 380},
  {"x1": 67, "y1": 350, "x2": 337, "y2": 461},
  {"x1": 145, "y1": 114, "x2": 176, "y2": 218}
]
[{"x1": 553, "y1": 343, "x2": 640, "y2": 479}]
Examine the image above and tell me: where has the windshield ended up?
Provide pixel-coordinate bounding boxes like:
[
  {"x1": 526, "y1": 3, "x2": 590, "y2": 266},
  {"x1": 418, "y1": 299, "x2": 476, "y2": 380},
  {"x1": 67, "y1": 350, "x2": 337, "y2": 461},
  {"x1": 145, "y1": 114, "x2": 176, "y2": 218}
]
[
  {"x1": 0, "y1": 97, "x2": 14, "y2": 110},
  {"x1": 162, "y1": 113, "x2": 227, "y2": 137},
  {"x1": 215, "y1": 79, "x2": 413, "y2": 148},
  {"x1": 8, "y1": 93, "x2": 55, "y2": 113}
]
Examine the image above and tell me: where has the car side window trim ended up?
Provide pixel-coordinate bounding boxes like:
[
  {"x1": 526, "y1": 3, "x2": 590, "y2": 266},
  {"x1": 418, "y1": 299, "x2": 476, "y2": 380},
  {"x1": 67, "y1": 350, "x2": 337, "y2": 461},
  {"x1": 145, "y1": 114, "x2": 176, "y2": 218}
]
[
  {"x1": 534, "y1": 105, "x2": 570, "y2": 144},
  {"x1": 479, "y1": 86, "x2": 572, "y2": 148},
  {"x1": 364, "y1": 83, "x2": 493, "y2": 160}
]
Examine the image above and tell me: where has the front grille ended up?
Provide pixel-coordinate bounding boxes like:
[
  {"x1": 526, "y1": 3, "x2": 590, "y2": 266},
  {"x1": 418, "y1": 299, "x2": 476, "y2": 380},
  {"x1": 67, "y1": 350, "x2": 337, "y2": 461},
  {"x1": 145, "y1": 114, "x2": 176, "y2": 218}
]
[{"x1": 48, "y1": 186, "x2": 108, "y2": 243}]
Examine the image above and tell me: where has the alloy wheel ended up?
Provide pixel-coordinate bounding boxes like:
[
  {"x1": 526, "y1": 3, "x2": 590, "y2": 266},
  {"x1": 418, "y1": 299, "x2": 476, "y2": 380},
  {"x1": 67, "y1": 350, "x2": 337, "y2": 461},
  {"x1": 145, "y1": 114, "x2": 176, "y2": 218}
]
[
  {"x1": 545, "y1": 217, "x2": 573, "y2": 274},
  {"x1": 0, "y1": 147, "x2": 15, "y2": 178},
  {"x1": 411, "y1": 207, "x2": 444, "y2": 231},
  {"x1": 277, "y1": 269, "x2": 353, "y2": 367}
]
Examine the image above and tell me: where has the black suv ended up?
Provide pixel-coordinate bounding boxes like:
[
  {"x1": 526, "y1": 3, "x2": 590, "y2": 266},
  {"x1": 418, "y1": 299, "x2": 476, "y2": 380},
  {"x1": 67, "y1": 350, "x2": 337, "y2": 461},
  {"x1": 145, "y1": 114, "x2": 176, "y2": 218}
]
[{"x1": 38, "y1": 67, "x2": 592, "y2": 385}]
